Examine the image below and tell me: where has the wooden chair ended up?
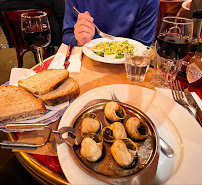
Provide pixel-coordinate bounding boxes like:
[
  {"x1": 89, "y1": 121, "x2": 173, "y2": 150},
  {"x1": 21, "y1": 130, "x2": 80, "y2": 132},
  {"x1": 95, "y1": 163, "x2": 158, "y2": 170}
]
[
  {"x1": 157, "y1": 0, "x2": 184, "y2": 35},
  {"x1": 177, "y1": 0, "x2": 192, "y2": 18},
  {"x1": 2, "y1": 8, "x2": 51, "y2": 68}
]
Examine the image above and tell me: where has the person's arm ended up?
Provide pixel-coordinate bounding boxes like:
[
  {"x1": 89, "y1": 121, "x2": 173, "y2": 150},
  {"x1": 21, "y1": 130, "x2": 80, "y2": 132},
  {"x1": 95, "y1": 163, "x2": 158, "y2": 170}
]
[
  {"x1": 62, "y1": 0, "x2": 78, "y2": 46},
  {"x1": 74, "y1": 11, "x2": 95, "y2": 46},
  {"x1": 62, "y1": 0, "x2": 95, "y2": 46},
  {"x1": 132, "y1": 0, "x2": 159, "y2": 46}
]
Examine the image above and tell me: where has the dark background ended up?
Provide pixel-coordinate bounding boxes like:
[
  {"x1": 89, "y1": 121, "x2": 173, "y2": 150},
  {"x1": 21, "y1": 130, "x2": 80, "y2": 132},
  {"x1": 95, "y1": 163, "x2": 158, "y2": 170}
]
[
  {"x1": 0, "y1": 28, "x2": 40, "y2": 184},
  {"x1": 0, "y1": 132, "x2": 40, "y2": 185}
]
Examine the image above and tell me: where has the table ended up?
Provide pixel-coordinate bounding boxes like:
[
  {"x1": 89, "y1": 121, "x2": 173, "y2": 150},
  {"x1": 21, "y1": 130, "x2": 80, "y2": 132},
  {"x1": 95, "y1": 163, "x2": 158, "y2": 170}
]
[{"x1": 7, "y1": 53, "x2": 201, "y2": 184}]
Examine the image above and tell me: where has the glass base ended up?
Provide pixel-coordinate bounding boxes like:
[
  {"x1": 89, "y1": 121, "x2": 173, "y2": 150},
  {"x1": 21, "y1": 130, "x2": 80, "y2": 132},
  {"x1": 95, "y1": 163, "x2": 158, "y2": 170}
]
[{"x1": 126, "y1": 74, "x2": 145, "y2": 82}]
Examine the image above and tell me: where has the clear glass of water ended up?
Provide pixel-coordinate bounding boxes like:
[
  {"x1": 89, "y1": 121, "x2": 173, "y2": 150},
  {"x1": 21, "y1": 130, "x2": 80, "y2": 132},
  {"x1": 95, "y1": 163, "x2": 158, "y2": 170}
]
[
  {"x1": 155, "y1": 50, "x2": 183, "y2": 86},
  {"x1": 124, "y1": 51, "x2": 151, "y2": 82}
]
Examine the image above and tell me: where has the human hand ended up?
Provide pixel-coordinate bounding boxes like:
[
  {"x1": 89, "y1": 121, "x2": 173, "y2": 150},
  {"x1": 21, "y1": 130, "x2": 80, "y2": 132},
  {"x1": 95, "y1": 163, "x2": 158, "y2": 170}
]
[{"x1": 74, "y1": 11, "x2": 95, "y2": 46}]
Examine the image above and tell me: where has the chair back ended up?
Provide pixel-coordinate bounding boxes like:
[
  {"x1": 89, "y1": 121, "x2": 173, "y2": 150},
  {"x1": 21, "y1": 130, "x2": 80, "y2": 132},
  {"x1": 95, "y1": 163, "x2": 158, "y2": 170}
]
[
  {"x1": 2, "y1": 8, "x2": 51, "y2": 50},
  {"x1": 157, "y1": 0, "x2": 184, "y2": 34}
]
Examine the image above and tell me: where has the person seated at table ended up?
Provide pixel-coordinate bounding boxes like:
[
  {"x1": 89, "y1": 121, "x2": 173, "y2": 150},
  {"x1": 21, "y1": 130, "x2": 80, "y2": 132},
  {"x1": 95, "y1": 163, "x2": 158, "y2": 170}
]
[
  {"x1": 0, "y1": 0, "x2": 65, "y2": 48},
  {"x1": 62, "y1": 0, "x2": 159, "y2": 47}
]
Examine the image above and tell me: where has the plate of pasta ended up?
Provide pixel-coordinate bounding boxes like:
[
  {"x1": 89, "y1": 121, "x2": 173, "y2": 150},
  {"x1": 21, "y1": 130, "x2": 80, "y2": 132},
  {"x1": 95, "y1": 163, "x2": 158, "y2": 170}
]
[{"x1": 83, "y1": 37, "x2": 148, "y2": 64}]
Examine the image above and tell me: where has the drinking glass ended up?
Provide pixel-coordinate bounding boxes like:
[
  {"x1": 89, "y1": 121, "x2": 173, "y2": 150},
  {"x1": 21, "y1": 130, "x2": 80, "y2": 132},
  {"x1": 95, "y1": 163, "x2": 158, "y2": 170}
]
[
  {"x1": 155, "y1": 16, "x2": 193, "y2": 87},
  {"x1": 21, "y1": 11, "x2": 51, "y2": 71},
  {"x1": 124, "y1": 50, "x2": 151, "y2": 82}
]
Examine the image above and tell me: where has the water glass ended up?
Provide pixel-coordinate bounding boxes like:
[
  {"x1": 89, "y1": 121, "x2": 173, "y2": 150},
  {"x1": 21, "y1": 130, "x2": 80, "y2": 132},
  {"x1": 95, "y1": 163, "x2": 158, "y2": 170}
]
[
  {"x1": 155, "y1": 51, "x2": 183, "y2": 85},
  {"x1": 124, "y1": 52, "x2": 151, "y2": 82}
]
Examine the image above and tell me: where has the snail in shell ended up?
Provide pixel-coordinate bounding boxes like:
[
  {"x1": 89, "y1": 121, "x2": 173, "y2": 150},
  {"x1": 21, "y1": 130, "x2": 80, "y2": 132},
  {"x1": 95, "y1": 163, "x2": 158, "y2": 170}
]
[
  {"x1": 81, "y1": 112, "x2": 101, "y2": 134},
  {"x1": 125, "y1": 117, "x2": 149, "y2": 140},
  {"x1": 111, "y1": 138, "x2": 137, "y2": 168},
  {"x1": 104, "y1": 101, "x2": 126, "y2": 122},
  {"x1": 80, "y1": 134, "x2": 103, "y2": 162},
  {"x1": 101, "y1": 122, "x2": 127, "y2": 143}
]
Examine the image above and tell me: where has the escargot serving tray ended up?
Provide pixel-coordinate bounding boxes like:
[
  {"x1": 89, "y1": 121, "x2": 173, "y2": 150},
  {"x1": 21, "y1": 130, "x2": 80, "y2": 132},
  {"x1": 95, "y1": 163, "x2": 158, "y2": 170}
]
[
  {"x1": 57, "y1": 84, "x2": 202, "y2": 185},
  {"x1": 69, "y1": 100, "x2": 159, "y2": 184}
]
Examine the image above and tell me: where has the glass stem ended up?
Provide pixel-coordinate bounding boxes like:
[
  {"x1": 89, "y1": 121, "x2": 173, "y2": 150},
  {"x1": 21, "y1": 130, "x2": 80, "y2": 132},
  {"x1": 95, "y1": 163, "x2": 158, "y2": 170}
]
[{"x1": 37, "y1": 48, "x2": 45, "y2": 71}]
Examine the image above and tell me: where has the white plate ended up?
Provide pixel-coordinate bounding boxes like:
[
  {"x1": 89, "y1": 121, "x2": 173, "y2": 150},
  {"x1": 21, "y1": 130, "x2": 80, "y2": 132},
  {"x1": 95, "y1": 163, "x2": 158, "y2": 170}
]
[
  {"x1": 83, "y1": 37, "x2": 148, "y2": 64},
  {"x1": 57, "y1": 84, "x2": 202, "y2": 185}
]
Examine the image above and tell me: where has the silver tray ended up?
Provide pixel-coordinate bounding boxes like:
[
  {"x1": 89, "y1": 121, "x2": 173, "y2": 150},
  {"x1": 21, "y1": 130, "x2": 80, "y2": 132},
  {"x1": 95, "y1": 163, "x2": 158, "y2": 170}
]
[{"x1": 68, "y1": 100, "x2": 159, "y2": 185}]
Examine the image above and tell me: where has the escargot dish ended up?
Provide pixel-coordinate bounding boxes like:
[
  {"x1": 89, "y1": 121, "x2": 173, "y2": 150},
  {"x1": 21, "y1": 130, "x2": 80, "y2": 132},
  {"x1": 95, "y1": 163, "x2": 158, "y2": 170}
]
[
  {"x1": 111, "y1": 139, "x2": 138, "y2": 168},
  {"x1": 125, "y1": 117, "x2": 149, "y2": 140},
  {"x1": 81, "y1": 112, "x2": 101, "y2": 133},
  {"x1": 80, "y1": 134, "x2": 103, "y2": 162},
  {"x1": 104, "y1": 101, "x2": 126, "y2": 122},
  {"x1": 70, "y1": 100, "x2": 158, "y2": 184},
  {"x1": 102, "y1": 122, "x2": 127, "y2": 142}
]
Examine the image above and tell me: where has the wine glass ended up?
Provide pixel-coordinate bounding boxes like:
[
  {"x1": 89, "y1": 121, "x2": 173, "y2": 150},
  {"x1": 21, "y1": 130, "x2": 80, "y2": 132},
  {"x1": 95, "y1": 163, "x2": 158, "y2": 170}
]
[
  {"x1": 21, "y1": 11, "x2": 51, "y2": 71},
  {"x1": 155, "y1": 16, "x2": 193, "y2": 87}
]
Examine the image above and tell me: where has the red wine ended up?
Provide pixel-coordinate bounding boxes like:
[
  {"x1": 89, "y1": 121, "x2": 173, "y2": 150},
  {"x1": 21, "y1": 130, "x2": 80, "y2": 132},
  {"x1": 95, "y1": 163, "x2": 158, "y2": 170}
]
[
  {"x1": 157, "y1": 34, "x2": 191, "y2": 60},
  {"x1": 23, "y1": 25, "x2": 51, "y2": 48}
]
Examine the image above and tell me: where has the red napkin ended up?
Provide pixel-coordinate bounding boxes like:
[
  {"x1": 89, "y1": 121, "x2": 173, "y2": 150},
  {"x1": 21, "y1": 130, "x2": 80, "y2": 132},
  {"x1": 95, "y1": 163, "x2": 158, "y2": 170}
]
[
  {"x1": 31, "y1": 154, "x2": 64, "y2": 175},
  {"x1": 177, "y1": 75, "x2": 202, "y2": 100},
  {"x1": 33, "y1": 58, "x2": 54, "y2": 73}
]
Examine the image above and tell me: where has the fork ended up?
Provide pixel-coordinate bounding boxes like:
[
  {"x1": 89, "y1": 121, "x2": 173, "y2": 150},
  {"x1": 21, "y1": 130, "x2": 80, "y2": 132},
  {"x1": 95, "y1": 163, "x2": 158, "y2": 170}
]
[
  {"x1": 109, "y1": 91, "x2": 119, "y2": 102},
  {"x1": 109, "y1": 90, "x2": 174, "y2": 158},
  {"x1": 73, "y1": 7, "x2": 115, "y2": 40},
  {"x1": 170, "y1": 80, "x2": 195, "y2": 117}
]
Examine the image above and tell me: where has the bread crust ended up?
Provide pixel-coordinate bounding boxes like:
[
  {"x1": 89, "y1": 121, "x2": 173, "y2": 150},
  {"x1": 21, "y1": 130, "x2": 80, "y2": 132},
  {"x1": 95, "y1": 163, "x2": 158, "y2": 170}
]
[
  {"x1": 0, "y1": 85, "x2": 46, "y2": 123},
  {"x1": 18, "y1": 69, "x2": 69, "y2": 95},
  {"x1": 43, "y1": 86, "x2": 80, "y2": 106},
  {"x1": 37, "y1": 78, "x2": 80, "y2": 106}
]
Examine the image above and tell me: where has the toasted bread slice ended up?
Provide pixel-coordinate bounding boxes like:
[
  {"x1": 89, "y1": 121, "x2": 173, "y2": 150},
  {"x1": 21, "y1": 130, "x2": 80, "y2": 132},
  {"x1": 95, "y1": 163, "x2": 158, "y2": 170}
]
[
  {"x1": 18, "y1": 69, "x2": 69, "y2": 95},
  {"x1": 0, "y1": 85, "x2": 47, "y2": 123},
  {"x1": 37, "y1": 77, "x2": 80, "y2": 106}
]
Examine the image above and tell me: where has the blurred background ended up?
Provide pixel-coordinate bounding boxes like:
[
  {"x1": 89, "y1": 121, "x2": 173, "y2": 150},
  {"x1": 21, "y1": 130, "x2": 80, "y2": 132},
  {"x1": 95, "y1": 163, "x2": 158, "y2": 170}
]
[
  {"x1": 0, "y1": 28, "x2": 40, "y2": 184},
  {"x1": 0, "y1": 27, "x2": 36, "y2": 85}
]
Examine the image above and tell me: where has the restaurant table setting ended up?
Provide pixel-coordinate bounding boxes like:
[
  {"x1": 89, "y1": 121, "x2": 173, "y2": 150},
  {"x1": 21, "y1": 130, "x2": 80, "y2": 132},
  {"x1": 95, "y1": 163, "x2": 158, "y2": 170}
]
[
  {"x1": 1, "y1": 16, "x2": 202, "y2": 184},
  {"x1": 0, "y1": 43, "x2": 202, "y2": 185}
]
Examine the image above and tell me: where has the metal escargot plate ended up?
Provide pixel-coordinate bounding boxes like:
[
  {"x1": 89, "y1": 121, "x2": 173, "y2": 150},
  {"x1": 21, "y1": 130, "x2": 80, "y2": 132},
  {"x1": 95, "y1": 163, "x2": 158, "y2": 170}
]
[{"x1": 67, "y1": 100, "x2": 159, "y2": 185}]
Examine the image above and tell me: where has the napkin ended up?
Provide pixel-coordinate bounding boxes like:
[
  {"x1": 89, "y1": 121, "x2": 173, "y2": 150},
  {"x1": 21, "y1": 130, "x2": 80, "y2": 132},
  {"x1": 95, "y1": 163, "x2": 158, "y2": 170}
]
[
  {"x1": 155, "y1": 87, "x2": 173, "y2": 100},
  {"x1": 9, "y1": 68, "x2": 36, "y2": 86},
  {"x1": 67, "y1": 46, "x2": 83, "y2": 73},
  {"x1": 191, "y1": 92, "x2": 202, "y2": 110},
  {"x1": 155, "y1": 87, "x2": 202, "y2": 114},
  {"x1": 48, "y1": 43, "x2": 69, "y2": 69}
]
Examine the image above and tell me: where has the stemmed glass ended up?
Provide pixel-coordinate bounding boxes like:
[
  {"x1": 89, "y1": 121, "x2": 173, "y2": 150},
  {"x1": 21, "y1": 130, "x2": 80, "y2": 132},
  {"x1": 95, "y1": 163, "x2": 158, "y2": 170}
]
[
  {"x1": 155, "y1": 16, "x2": 193, "y2": 87},
  {"x1": 21, "y1": 11, "x2": 51, "y2": 71}
]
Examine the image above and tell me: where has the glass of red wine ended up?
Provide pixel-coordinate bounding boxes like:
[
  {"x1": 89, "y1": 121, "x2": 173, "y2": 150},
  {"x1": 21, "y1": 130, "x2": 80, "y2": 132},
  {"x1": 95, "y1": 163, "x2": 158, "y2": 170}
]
[
  {"x1": 155, "y1": 16, "x2": 193, "y2": 87},
  {"x1": 21, "y1": 11, "x2": 51, "y2": 71}
]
